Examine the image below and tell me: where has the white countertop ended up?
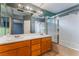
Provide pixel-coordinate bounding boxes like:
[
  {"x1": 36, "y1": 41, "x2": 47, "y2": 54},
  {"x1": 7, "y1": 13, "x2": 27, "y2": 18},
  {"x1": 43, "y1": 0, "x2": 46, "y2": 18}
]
[{"x1": 0, "y1": 34, "x2": 51, "y2": 45}]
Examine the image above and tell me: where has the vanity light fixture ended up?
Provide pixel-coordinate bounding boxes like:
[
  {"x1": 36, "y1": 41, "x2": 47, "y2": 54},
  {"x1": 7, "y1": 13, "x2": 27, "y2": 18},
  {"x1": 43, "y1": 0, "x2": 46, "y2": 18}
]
[{"x1": 17, "y1": 3, "x2": 43, "y2": 15}]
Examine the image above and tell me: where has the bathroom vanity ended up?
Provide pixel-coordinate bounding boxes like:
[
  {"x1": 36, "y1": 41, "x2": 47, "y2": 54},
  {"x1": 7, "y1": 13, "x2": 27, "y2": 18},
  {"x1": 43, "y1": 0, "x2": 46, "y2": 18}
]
[{"x1": 0, "y1": 34, "x2": 52, "y2": 56}]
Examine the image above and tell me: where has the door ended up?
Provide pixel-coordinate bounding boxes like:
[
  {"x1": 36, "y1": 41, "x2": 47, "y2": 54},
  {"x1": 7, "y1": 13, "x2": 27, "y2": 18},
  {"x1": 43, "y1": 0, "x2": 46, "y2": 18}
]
[
  {"x1": 46, "y1": 37, "x2": 52, "y2": 51},
  {"x1": 41, "y1": 38, "x2": 47, "y2": 53}
]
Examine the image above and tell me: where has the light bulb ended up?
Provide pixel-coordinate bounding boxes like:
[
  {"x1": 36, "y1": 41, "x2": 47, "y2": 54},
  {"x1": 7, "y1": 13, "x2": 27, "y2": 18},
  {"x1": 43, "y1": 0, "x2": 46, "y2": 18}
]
[
  {"x1": 18, "y1": 4, "x2": 22, "y2": 7},
  {"x1": 30, "y1": 7, "x2": 33, "y2": 10},
  {"x1": 26, "y1": 6, "x2": 30, "y2": 10},
  {"x1": 37, "y1": 10, "x2": 43, "y2": 14}
]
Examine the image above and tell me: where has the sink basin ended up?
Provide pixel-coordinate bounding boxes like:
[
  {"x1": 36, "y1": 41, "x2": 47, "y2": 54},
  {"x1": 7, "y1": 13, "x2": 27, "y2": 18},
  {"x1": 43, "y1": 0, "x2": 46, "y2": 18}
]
[{"x1": 0, "y1": 36, "x2": 15, "y2": 43}]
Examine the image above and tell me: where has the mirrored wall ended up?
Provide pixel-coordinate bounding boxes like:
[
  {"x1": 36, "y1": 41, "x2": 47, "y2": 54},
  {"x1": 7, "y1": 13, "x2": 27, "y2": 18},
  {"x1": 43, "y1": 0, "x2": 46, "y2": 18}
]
[{"x1": 0, "y1": 4, "x2": 10, "y2": 36}]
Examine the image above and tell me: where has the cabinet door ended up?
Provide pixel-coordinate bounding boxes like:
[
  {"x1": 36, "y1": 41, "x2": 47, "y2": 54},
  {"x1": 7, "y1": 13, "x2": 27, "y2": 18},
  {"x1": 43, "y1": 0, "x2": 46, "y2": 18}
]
[
  {"x1": 0, "y1": 50, "x2": 17, "y2": 56},
  {"x1": 31, "y1": 44, "x2": 41, "y2": 56},
  {"x1": 46, "y1": 37, "x2": 52, "y2": 51},
  {"x1": 17, "y1": 47, "x2": 30, "y2": 56},
  {"x1": 41, "y1": 38, "x2": 47, "y2": 54},
  {"x1": 32, "y1": 44, "x2": 40, "y2": 51},
  {"x1": 41, "y1": 37, "x2": 52, "y2": 54},
  {"x1": 41, "y1": 44, "x2": 47, "y2": 54}
]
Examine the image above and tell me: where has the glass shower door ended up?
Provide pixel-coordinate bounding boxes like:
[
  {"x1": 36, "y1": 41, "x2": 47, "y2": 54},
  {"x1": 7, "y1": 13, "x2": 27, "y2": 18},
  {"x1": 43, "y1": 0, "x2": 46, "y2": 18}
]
[{"x1": 47, "y1": 17, "x2": 59, "y2": 43}]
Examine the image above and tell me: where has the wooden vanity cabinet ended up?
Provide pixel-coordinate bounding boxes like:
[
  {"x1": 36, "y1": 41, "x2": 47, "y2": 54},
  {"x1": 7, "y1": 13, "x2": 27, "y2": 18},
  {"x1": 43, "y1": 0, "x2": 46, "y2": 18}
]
[{"x1": 0, "y1": 36, "x2": 52, "y2": 56}]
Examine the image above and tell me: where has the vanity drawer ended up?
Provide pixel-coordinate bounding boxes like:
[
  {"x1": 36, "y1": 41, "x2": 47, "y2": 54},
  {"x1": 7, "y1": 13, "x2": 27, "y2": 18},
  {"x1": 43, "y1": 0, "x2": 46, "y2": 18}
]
[
  {"x1": 15, "y1": 40, "x2": 30, "y2": 48},
  {"x1": 32, "y1": 44, "x2": 40, "y2": 51},
  {"x1": 32, "y1": 50, "x2": 41, "y2": 56},
  {"x1": 0, "y1": 43, "x2": 17, "y2": 53},
  {"x1": 46, "y1": 37, "x2": 52, "y2": 41},
  {"x1": 31, "y1": 39, "x2": 41, "y2": 45}
]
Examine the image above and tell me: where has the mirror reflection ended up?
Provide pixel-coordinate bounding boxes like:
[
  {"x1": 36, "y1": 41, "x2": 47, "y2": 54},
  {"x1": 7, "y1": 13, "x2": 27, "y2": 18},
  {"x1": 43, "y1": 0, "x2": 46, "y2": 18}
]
[{"x1": 0, "y1": 17, "x2": 9, "y2": 36}]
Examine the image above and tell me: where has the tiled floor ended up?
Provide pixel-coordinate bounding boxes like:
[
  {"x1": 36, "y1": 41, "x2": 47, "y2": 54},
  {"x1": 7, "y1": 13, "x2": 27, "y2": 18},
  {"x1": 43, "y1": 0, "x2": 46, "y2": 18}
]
[{"x1": 42, "y1": 43, "x2": 79, "y2": 56}]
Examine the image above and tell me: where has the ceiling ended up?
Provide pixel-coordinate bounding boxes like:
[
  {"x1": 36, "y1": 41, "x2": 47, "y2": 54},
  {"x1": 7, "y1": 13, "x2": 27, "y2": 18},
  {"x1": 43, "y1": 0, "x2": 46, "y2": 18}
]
[
  {"x1": 32, "y1": 3, "x2": 78, "y2": 13},
  {"x1": 2, "y1": 3, "x2": 79, "y2": 17}
]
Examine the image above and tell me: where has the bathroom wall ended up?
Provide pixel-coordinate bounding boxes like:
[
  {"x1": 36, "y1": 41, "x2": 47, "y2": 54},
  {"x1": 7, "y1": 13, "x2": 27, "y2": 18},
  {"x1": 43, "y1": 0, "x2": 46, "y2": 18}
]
[{"x1": 59, "y1": 12, "x2": 79, "y2": 51}]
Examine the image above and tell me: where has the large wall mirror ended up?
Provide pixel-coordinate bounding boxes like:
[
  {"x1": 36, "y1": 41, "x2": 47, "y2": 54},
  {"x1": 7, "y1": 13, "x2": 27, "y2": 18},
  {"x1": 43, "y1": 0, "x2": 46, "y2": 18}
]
[
  {"x1": 0, "y1": 4, "x2": 11, "y2": 36},
  {"x1": 0, "y1": 3, "x2": 24, "y2": 36}
]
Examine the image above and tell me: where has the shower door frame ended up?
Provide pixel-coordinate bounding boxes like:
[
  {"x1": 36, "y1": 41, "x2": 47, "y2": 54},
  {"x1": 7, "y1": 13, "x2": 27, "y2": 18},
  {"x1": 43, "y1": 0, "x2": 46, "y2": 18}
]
[{"x1": 46, "y1": 17, "x2": 59, "y2": 44}]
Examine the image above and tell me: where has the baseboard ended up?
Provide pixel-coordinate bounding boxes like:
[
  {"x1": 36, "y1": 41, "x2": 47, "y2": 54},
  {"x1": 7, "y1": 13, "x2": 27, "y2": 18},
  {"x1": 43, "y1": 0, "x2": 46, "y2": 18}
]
[{"x1": 59, "y1": 40, "x2": 79, "y2": 52}]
